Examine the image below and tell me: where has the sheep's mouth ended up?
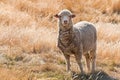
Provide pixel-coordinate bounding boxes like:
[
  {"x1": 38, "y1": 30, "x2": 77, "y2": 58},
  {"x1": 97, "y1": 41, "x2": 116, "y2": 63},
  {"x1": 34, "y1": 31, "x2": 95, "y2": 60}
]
[{"x1": 62, "y1": 23, "x2": 69, "y2": 27}]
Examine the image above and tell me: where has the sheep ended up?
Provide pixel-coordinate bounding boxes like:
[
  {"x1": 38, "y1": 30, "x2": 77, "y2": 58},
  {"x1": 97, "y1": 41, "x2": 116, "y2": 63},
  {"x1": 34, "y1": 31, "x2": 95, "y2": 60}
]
[{"x1": 54, "y1": 9, "x2": 97, "y2": 74}]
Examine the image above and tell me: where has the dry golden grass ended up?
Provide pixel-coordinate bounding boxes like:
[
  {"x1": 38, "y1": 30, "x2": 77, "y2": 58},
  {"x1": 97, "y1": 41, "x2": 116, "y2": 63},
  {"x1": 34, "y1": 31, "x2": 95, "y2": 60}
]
[
  {"x1": 0, "y1": 0, "x2": 120, "y2": 80},
  {"x1": 96, "y1": 23, "x2": 120, "y2": 64}
]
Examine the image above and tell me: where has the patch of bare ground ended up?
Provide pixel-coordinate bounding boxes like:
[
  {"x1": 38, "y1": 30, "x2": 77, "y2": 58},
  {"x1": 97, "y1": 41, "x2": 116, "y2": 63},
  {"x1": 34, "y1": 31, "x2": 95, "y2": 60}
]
[{"x1": 72, "y1": 71, "x2": 117, "y2": 80}]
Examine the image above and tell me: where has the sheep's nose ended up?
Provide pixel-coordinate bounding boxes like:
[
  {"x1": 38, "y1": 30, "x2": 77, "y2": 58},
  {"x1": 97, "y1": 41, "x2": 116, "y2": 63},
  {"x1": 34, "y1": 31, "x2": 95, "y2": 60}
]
[{"x1": 64, "y1": 20, "x2": 68, "y2": 24}]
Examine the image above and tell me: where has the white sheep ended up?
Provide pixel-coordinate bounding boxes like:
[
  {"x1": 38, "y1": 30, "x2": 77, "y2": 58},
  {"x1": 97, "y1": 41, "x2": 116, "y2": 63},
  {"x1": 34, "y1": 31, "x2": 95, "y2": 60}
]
[{"x1": 54, "y1": 9, "x2": 97, "y2": 74}]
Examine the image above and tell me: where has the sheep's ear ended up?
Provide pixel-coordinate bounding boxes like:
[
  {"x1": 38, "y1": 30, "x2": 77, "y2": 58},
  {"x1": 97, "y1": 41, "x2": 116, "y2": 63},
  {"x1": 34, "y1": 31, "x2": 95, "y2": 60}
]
[
  {"x1": 54, "y1": 14, "x2": 59, "y2": 18},
  {"x1": 71, "y1": 14, "x2": 75, "y2": 18}
]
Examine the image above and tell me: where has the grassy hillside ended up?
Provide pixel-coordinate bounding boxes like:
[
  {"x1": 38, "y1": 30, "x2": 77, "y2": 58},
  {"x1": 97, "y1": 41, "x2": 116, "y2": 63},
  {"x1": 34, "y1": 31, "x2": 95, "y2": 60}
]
[{"x1": 0, "y1": 0, "x2": 120, "y2": 80}]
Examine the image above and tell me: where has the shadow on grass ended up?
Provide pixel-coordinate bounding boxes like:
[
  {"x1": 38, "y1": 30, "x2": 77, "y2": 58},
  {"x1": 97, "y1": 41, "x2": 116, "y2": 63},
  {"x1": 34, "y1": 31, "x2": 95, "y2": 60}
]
[{"x1": 71, "y1": 70, "x2": 117, "y2": 80}]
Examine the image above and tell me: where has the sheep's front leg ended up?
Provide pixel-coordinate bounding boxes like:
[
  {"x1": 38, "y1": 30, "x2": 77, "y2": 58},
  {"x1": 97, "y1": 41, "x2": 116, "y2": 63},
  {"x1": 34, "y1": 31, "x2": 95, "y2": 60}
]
[
  {"x1": 74, "y1": 52, "x2": 84, "y2": 74},
  {"x1": 64, "y1": 54, "x2": 70, "y2": 72}
]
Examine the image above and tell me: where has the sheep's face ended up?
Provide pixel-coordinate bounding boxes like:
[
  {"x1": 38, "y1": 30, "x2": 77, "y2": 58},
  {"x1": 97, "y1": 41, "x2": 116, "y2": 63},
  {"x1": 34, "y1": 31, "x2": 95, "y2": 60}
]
[{"x1": 54, "y1": 9, "x2": 75, "y2": 28}]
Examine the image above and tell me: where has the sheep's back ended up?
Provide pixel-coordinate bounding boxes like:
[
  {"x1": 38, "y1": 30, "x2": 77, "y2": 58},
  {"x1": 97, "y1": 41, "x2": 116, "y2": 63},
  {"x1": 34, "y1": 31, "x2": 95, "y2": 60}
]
[{"x1": 73, "y1": 21, "x2": 97, "y2": 52}]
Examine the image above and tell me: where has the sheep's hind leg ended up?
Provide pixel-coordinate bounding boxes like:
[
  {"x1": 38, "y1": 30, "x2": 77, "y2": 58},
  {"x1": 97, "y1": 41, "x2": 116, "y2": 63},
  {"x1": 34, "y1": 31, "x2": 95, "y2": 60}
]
[
  {"x1": 90, "y1": 49, "x2": 96, "y2": 73},
  {"x1": 84, "y1": 53, "x2": 91, "y2": 73}
]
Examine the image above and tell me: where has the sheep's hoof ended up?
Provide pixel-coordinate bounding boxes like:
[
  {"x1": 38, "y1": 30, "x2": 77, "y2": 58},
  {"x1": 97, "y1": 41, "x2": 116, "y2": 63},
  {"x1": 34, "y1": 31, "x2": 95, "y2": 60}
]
[
  {"x1": 67, "y1": 70, "x2": 72, "y2": 74},
  {"x1": 72, "y1": 72, "x2": 87, "y2": 80}
]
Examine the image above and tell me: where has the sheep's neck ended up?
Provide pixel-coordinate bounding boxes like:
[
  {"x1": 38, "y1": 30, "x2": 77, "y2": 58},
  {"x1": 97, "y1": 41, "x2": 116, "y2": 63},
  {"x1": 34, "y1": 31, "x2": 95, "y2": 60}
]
[{"x1": 59, "y1": 27, "x2": 74, "y2": 48}]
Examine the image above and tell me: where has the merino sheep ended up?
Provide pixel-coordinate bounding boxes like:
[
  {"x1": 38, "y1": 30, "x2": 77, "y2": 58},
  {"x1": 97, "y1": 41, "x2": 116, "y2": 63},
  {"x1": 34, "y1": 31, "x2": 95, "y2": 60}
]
[{"x1": 54, "y1": 9, "x2": 97, "y2": 74}]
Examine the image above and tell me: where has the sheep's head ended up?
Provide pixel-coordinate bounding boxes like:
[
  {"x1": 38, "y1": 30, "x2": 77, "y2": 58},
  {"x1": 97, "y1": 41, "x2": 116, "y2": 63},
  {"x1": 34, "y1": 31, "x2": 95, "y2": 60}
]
[{"x1": 54, "y1": 9, "x2": 75, "y2": 29}]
